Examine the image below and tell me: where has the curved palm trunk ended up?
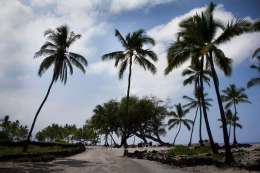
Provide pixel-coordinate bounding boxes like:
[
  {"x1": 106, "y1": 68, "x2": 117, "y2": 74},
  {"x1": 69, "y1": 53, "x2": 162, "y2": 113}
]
[
  {"x1": 233, "y1": 103, "x2": 238, "y2": 145},
  {"x1": 189, "y1": 107, "x2": 199, "y2": 146},
  {"x1": 208, "y1": 52, "x2": 233, "y2": 163},
  {"x1": 199, "y1": 105, "x2": 204, "y2": 145},
  {"x1": 199, "y1": 58, "x2": 218, "y2": 154},
  {"x1": 23, "y1": 78, "x2": 55, "y2": 152},
  {"x1": 173, "y1": 124, "x2": 181, "y2": 145},
  {"x1": 123, "y1": 57, "x2": 133, "y2": 156}
]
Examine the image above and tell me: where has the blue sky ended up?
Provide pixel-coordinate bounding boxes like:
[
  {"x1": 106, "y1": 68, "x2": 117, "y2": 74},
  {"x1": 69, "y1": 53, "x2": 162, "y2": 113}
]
[{"x1": 0, "y1": 0, "x2": 259, "y2": 144}]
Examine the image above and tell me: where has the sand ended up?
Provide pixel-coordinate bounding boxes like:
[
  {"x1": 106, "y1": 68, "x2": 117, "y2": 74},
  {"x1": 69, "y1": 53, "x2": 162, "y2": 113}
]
[{"x1": 0, "y1": 147, "x2": 258, "y2": 173}]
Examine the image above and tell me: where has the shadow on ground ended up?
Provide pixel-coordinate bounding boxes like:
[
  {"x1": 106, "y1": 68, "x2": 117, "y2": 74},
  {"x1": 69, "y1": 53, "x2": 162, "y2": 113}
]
[{"x1": 0, "y1": 158, "x2": 97, "y2": 173}]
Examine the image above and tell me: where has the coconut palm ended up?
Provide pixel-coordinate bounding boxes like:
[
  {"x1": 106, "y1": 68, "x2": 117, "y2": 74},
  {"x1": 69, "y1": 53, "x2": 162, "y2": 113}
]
[
  {"x1": 183, "y1": 89, "x2": 212, "y2": 146},
  {"x1": 168, "y1": 103, "x2": 193, "y2": 145},
  {"x1": 164, "y1": 2, "x2": 255, "y2": 163},
  {"x1": 222, "y1": 84, "x2": 250, "y2": 145},
  {"x1": 247, "y1": 47, "x2": 260, "y2": 88},
  {"x1": 182, "y1": 63, "x2": 216, "y2": 149},
  {"x1": 24, "y1": 25, "x2": 88, "y2": 151},
  {"x1": 219, "y1": 110, "x2": 242, "y2": 142},
  {"x1": 102, "y1": 29, "x2": 157, "y2": 155}
]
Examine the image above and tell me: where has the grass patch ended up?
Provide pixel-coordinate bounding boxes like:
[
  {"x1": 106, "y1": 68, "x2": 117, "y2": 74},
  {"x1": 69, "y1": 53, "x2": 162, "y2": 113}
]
[
  {"x1": 167, "y1": 145, "x2": 212, "y2": 157},
  {"x1": 0, "y1": 142, "x2": 85, "y2": 162},
  {"x1": 0, "y1": 145, "x2": 72, "y2": 157}
]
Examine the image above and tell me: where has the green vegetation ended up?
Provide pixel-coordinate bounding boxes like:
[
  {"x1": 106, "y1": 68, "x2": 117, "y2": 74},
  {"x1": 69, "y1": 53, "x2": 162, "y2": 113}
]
[
  {"x1": 167, "y1": 145, "x2": 212, "y2": 157},
  {"x1": 89, "y1": 96, "x2": 169, "y2": 147},
  {"x1": 0, "y1": 115, "x2": 28, "y2": 142},
  {"x1": 36, "y1": 123, "x2": 99, "y2": 144},
  {"x1": 0, "y1": 143, "x2": 85, "y2": 162},
  {"x1": 0, "y1": 145, "x2": 65, "y2": 156}
]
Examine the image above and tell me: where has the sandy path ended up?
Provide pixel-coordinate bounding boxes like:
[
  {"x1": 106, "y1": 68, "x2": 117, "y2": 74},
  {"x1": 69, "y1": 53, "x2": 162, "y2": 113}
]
[{"x1": 0, "y1": 147, "x2": 184, "y2": 173}]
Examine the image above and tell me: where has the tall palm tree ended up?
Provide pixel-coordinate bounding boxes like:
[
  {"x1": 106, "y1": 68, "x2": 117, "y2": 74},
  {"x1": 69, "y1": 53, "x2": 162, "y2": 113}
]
[
  {"x1": 24, "y1": 25, "x2": 88, "y2": 151},
  {"x1": 222, "y1": 84, "x2": 250, "y2": 145},
  {"x1": 183, "y1": 89, "x2": 212, "y2": 146},
  {"x1": 247, "y1": 47, "x2": 260, "y2": 88},
  {"x1": 102, "y1": 29, "x2": 157, "y2": 155},
  {"x1": 182, "y1": 63, "x2": 216, "y2": 149},
  {"x1": 164, "y1": 2, "x2": 255, "y2": 163},
  {"x1": 168, "y1": 103, "x2": 193, "y2": 145}
]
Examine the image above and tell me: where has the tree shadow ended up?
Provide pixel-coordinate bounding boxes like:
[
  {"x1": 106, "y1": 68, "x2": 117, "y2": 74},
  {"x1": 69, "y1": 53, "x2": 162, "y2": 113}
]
[{"x1": 0, "y1": 158, "x2": 97, "y2": 173}]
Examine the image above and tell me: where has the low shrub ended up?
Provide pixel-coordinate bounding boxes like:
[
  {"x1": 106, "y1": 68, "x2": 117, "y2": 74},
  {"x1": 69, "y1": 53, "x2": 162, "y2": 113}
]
[{"x1": 167, "y1": 145, "x2": 212, "y2": 157}]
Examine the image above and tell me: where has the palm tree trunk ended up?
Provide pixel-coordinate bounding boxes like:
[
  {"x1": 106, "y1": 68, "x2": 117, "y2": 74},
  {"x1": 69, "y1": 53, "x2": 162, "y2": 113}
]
[
  {"x1": 228, "y1": 124, "x2": 231, "y2": 142},
  {"x1": 199, "y1": 105, "x2": 204, "y2": 145},
  {"x1": 208, "y1": 52, "x2": 233, "y2": 163},
  {"x1": 173, "y1": 124, "x2": 181, "y2": 145},
  {"x1": 233, "y1": 103, "x2": 238, "y2": 145},
  {"x1": 23, "y1": 77, "x2": 55, "y2": 152},
  {"x1": 199, "y1": 57, "x2": 218, "y2": 154},
  {"x1": 109, "y1": 134, "x2": 118, "y2": 146},
  {"x1": 123, "y1": 57, "x2": 133, "y2": 156},
  {"x1": 189, "y1": 107, "x2": 199, "y2": 146}
]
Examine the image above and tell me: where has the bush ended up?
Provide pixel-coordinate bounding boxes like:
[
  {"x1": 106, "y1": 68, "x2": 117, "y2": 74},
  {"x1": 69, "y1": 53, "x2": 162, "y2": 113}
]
[{"x1": 167, "y1": 145, "x2": 212, "y2": 157}]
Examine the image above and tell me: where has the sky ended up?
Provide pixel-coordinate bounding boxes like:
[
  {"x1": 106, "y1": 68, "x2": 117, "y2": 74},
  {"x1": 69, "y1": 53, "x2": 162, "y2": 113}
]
[{"x1": 0, "y1": 0, "x2": 260, "y2": 144}]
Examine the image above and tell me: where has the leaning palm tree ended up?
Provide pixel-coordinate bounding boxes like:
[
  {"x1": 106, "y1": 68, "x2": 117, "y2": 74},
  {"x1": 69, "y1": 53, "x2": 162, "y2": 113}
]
[
  {"x1": 168, "y1": 103, "x2": 193, "y2": 145},
  {"x1": 24, "y1": 25, "x2": 88, "y2": 151},
  {"x1": 102, "y1": 29, "x2": 157, "y2": 155},
  {"x1": 222, "y1": 84, "x2": 250, "y2": 145},
  {"x1": 247, "y1": 47, "x2": 260, "y2": 88},
  {"x1": 165, "y1": 2, "x2": 255, "y2": 163},
  {"x1": 182, "y1": 63, "x2": 215, "y2": 148},
  {"x1": 183, "y1": 89, "x2": 212, "y2": 146}
]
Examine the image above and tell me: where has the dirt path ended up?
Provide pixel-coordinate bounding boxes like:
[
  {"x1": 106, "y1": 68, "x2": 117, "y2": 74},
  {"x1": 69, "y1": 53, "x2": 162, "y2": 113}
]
[{"x1": 0, "y1": 148, "x2": 185, "y2": 173}]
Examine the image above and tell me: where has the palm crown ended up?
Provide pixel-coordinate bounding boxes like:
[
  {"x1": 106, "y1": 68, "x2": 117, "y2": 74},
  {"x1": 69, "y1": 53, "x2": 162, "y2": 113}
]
[
  {"x1": 168, "y1": 103, "x2": 192, "y2": 130},
  {"x1": 35, "y1": 25, "x2": 88, "y2": 84},
  {"x1": 247, "y1": 48, "x2": 260, "y2": 88},
  {"x1": 222, "y1": 84, "x2": 250, "y2": 109},
  {"x1": 165, "y1": 2, "x2": 253, "y2": 75},
  {"x1": 182, "y1": 63, "x2": 211, "y2": 87},
  {"x1": 183, "y1": 90, "x2": 212, "y2": 111},
  {"x1": 102, "y1": 29, "x2": 157, "y2": 79}
]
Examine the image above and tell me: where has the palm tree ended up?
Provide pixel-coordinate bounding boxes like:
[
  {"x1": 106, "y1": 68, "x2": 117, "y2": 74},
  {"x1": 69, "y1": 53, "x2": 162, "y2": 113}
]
[
  {"x1": 102, "y1": 29, "x2": 157, "y2": 155},
  {"x1": 225, "y1": 110, "x2": 233, "y2": 141},
  {"x1": 219, "y1": 110, "x2": 242, "y2": 142},
  {"x1": 165, "y1": 2, "x2": 255, "y2": 163},
  {"x1": 247, "y1": 47, "x2": 260, "y2": 88},
  {"x1": 24, "y1": 25, "x2": 88, "y2": 151},
  {"x1": 183, "y1": 89, "x2": 212, "y2": 146},
  {"x1": 222, "y1": 84, "x2": 250, "y2": 145},
  {"x1": 168, "y1": 103, "x2": 193, "y2": 145},
  {"x1": 182, "y1": 63, "x2": 216, "y2": 149}
]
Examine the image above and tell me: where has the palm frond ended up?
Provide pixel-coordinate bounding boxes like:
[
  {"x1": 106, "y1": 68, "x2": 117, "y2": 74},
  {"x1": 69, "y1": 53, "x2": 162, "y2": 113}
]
[
  {"x1": 118, "y1": 59, "x2": 128, "y2": 79},
  {"x1": 115, "y1": 29, "x2": 128, "y2": 48}
]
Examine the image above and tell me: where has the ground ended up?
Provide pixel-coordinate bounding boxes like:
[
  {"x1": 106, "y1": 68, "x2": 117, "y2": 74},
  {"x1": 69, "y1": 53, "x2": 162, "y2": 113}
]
[{"x1": 0, "y1": 147, "x2": 258, "y2": 173}]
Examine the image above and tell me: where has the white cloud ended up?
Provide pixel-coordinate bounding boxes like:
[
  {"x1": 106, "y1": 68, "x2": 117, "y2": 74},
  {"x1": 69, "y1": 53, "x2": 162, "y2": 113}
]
[{"x1": 109, "y1": 0, "x2": 175, "y2": 13}]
